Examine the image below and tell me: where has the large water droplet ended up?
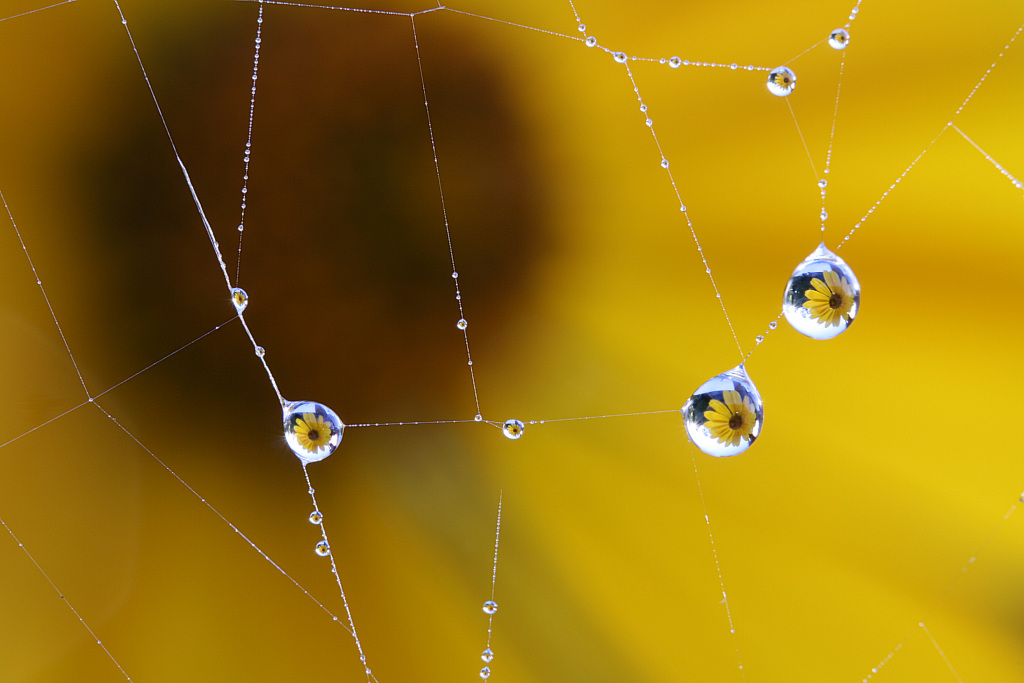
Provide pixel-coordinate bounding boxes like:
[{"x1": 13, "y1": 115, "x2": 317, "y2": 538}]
[
  {"x1": 502, "y1": 420, "x2": 524, "y2": 440},
  {"x1": 309, "y1": 510, "x2": 323, "y2": 525},
  {"x1": 783, "y1": 242, "x2": 861, "y2": 340},
  {"x1": 681, "y1": 364, "x2": 764, "y2": 457},
  {"x1": 481, "y1": 648, "x2": 494, "y2": 663},
  {"x1": 284, "y1": 401, "x2": 344, "y2": 463},
  {"x1": 585, "y1": 36, "x2": 597, "y2": 47},
  {"x1": 669, "y1": 56, "x2": 682, "y2": 68},
  {"x1": 829, "y1": 28, "x2": 850, "y2": 50},
  {"x1": 613, "y1": 52, "x2": 627, "y2": 64},
  {"x1": 231, "y1": 287, "x2": 248, "y2": 313},
  {"x1": 315, "y1": 540, "x2": 331, "y2": 556},
  {"x1": 767, "y1": 66, "x2": 796, "y2": 96},
  {"x1": 482, "y1": 600, "x2": 498, "y2": 614}
]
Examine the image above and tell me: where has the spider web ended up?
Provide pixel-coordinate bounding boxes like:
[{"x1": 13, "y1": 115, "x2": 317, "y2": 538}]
[{"x1": 0, "y1": 0, "x2": 1022, "y2": 681}]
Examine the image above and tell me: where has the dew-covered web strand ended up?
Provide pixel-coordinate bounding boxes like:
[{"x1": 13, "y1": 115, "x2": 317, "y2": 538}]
[
  {"x1": 1, "y1": 186, "x2": 91, "y2": 398},
  {"x1": 918, "y1": 622, "x2": 965, "y2": 683},
  {"x1": 838, "y1": 22, "x2": 1023, "y2": 249},
  {"x1": 234, "y1": 0, "x2": 265, "y2": 283},
  {"x1": 0, "y1": 0, "x2": 77, "y2": 24},
  {"x1": 476, "y1": 491, "x2": 503, "y2": 679},
  {"x1": 410, "y1": 14, "x2": 482, "y2": 416},
  {"x1": 90, "y1": 403, "x2": 357, "y2": 638},
  {"x1": 949, "y1": 123, "x2": 1023, "y2": 191},
  {"x1": 784, "y1": 98, "x2": 820, "y2": 183},
  {"x1": 618, "y1": 61, "x2": 745, "y2": 361},
  {"x1": 0, "y1": 514, "x2": 133, "y2": 681}
]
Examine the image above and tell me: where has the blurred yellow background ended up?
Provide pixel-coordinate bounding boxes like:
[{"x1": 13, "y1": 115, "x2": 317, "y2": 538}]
[{"x1": 0, "y1": 0, "x2": 1021, "y2": 681}]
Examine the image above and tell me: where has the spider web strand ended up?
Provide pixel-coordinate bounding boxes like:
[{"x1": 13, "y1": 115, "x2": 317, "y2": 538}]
[
  {"x1": 0, "y1": 0, "x2": 77, "y2": 24},
  {"x1": 919, "y1": 622, "x2": 965, "y2": 683}
]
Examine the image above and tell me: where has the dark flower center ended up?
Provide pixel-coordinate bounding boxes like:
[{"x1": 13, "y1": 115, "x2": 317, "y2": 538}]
[
  {"x1": 728, "y1": 414, "x2": 744, "y2": 430},
  {"x1": 828, "y1": 293, "x2": 843, "y2": 309},
  {"x1": 307, "y1": 429, "x2": 320, "y2": 442}
]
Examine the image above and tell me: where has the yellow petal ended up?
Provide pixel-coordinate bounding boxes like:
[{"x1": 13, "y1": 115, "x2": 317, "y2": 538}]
[
  {"x1": 823, "y1": 269, "x2": 842, "y2": 291},
  {"x1": 808, "y1": 277, "x2": 832, "y2": 296},
  {"x1": 706, "y1": 399, "x2": 732, "y2": 418},
  {"x1": 721, "y1": 390, "x2": 742, "y2": 408}
]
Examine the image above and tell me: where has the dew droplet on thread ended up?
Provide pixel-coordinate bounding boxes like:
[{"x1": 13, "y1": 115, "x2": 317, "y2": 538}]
[
  {"x1": 315, "y1": 541, "x2": 331, "y2": 557},
  {"x1": 483, "y1": 600, "x2": 499, "y2": 614},
  {"x1": 480, "y1": 667, "x2": 492, "y2": 680},
  {"x1": 613, "y1": 52, "x2": 627, "y2": 64},
  {"x1": 767, "y1": 66, "x2": 796, "y2": 96},
  {"x1": 820, "y1": 210, "x2": 829, "y2": 221},
  {"x1": 818, "y1": 179, "x2": 828, "y2": 188},
  {"x1": 585, "y1": 36, "x2": 597, "y2": 47},
  {"x1": 457, "y1": 318, "x2": 468, "y2": 330},
  {"x1": 481, "y1": 648, "x2": 494, "y2": 663},
  {"x1": 681, "y1": 364, "x2": 764, "y2": 457},
  {"x1": 283, "y1": 400, "x2": 345, "y2": 464},
  {"x1": 309, "y1": 510, "x2": 323, "y2": 525},
  {"x1": 255, "y1": 346, "x2": 265, "y2": 357},
  {"x1": 829, "y1": 28, "x2": 850, "y2": 50},
  {"x1": 230, "y1": 287, "x2": 248, "y2": 313},
  {"x1": 782, "y1": 242, "x2": 861, "y2": 340},
  {"x1": 768, "y1": 321, "x2": 778, "y2": 330},
  {"x1": 660, "y1": 159, "x2": 670, "y2": 169},
  {"x1": 502, "y1": 420, "x2": 525, "y2": 440},
  {"x1": 669, "y1": 56, "x2": 682, "y2": 68}
]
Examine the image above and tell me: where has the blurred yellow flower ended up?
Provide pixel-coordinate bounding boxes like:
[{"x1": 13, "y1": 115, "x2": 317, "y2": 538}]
[
  {"x1": 803, "y1": 270, "x2": 854, "y2": 327},
  {"x1": 293, "y1": 413, "x2": 333, "y2": 453},
  {"x1": 703, "y1": 390, "x2": 756, "y2": 447}
]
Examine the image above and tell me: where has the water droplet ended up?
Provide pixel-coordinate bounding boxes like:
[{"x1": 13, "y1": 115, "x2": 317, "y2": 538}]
[
  {"x1": 585, "y1": 36, "x2": 597, "y2": 47},
  {"x1": 818, "y1": 179, "x2": 828, "y2": 188},
  {"x1": 669, "y1": 56, "x2": 681, "y2": 68},
  {"x1": 829, "y1": 28, "x2": 850, "y2": 50},
  {"x1": 768, "y1": 321, "x2": 778, "y2": 330},
  {"x1": 283, "y1": 401, "x2": 345, "y2": 463},
  {"x1": 660, "y1": 159, "x2": 670, "y2": 169},
  {"x1": 783, "y1": 242, "x2": 861, "y2": 340},
  {"x1": 482, "y1": 600, "x2": 499, "y2": 614},
  {"x1": 755, "y1": 335, "x2": 764, "y2": 344},
  {"x1": 480, "y1": 667, "x2": 492, "y2": 680},
  {"x1": 577, "y1": 23, "x2": 586, "y2": 32},
  {"x1": 231, "y1": 287, "x2": 248, "y2": 313},
  {"x1": 613, "y1": 52, "x2": 627, "y2": 64},
  {"x1": 315, "y1": 541, "x2": 331, "y2": 556},
  {"x1": 502, "y1": 419, "x2": 524, "y2": 440},
  {"x1": 645, "y1": 118, "x2": 653, "y2": 127},
  {"x1": 639, "y1": 103, "x2": 647, "y2": 112},
  {"x1": 457, "y1": 318, "x2": 468, "y2": 330},
  {"x1": 255, "y1": 346, "x2": 265, "y2": 357},
  {"x1": 474, "y1": 414, "x2": 483, "y2": 422},
  {"x1": 731, "y1": 63, "x2": 738, "y2": 70},
  {"x1": 481, "y1": 648, "x2": 494, "y2": 663},
  {"x1": 820, "y1": 210, "x2": 829, "y2": 221},
  {"x1": 681, "y1": 364, "x2": 764, "y2": 457},
  {"x1": 309, "y1": 510, "x2": 323, "y2": 525},
  {"x1": 767, "y1": 66, "x2": 796, "y2": 97}
]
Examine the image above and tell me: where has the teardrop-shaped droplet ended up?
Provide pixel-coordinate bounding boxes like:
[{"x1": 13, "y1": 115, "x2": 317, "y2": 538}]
[
  {"x1": 315, "y1": 540, "x2": 331, "y2": 556},
  {"x1": 782, "y1": 242, "x2": 860, "y2": 340},
  {"x1": 613, "y1": 51, "x2": 627, "y2": 63},
  {"x1": 231, "y1": 287, "x2": 248, "y2": 313},
  {"x1": 482, "y1": 600, "x2": 498, "y2": 615},
  {"x1": 481, "y1": 648, "x2": 494, "y2": 663},
  {"x1": 284, "y1": 401, "x2": 344, "y2": 463},
  {"x1": 502, "y1": 420, "x2": 524, "y2": 440},
  {"x1": 681, "y1": 364, "x2": 764, "y2": 457},
  {"x1": 309, "y1": 510, "x2": 323, "y2": 525},
  {"x1": 767, "y1": 66, "x2": 796, "y2": 96},
  {"x1": 829, "y1": 28, "x2": 850, "y2": 50}
]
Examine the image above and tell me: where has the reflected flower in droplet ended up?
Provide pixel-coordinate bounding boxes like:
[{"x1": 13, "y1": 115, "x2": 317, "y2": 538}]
[
  {"x1": 283, "y1": 401, "x2": 344, "y2": 463},
  {"x1": 703, "y1": 390, "x2": 757, "y2": 448},
  {"x1": 803, "y1": 270, "x2": 855, "y2": 328},
  {"x1": 681, "y1": 364, "x2": 764, "y2": 457},
  {"x1": 783, "y1": 242, "x2": 860, "y2": 339}
]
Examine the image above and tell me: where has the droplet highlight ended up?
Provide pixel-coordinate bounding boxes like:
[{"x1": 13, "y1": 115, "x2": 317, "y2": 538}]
[
  {"x1": 767, "y1": 66, "x2": 796, "y2": 96},
  {"x1": 829, "y1": 28, "x2": 850, "y2": 50},
  {"x1": 315, "y1": 540, "x2": 331, "y2": 557},
  {"x1": 482, "y1": 600, "x2": 498, "y2": 614},
  {"x1": 283, "y1": 401, "x2": 345, "y2": 464},
  {"x1": 230, "y1": 287, "x2": 248, "y2": 313},
  {"x1": 502, "y1": 420, "x2": 524, "y2": 440},
  {"x1": 783, "y1": 242, "x2": 861, "y2": 340},
  {"x1": 681, "y1": 364, "x2": 764, "y2": 457}
]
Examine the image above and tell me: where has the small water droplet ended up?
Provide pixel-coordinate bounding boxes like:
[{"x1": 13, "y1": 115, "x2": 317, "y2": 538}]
[
  {"x1": 457, "y1": 318, "x2": 468, "y2": 330},
  {"x1": 283, "y1": 401, "x2": 345, "y2": 463},
  {"x1": 660, "y1": 159, "x2": 669, "y2": 169},
  {"x1": 645, "y1": 118, "x2": 653, "y2": 127},
  {"x1": 230, "y1": 287, "x2": 248, "y2": 313},
  {"x1": 639, "y1": 103, "x2": 647, "y2": 112},
  {"x1": 755, "y1": 335, "x2": 764, "y2": 344},
  {"x1": 829, "y1": 28, "x2": 850, "y2": 50},
  {"x1": 255, "y1": 346, "x2": 265, "y2": 357},
  {"x1": 502, "y1": 420, "x2": 524, "y2": 440},
  {"x1": 315, "y1": 541, "x2": 330, "y2": 557},
  {"x1": 768, "y1": 321, "x2": 778, "y2": 330},
  {"x1": 451, "y1": 271, "x2": 458, "y2": 278},
  {"x1": 669, "y1": 56, "x2": 682, "y2": 68},
  {"x1": 767, "y1": 66, "x2": 796, "y2": 96},
  {"x1": 613, "y1": 52, "x2": 627, "y2": 64},
  {"x1": 480, "y1": 667, "x2": 492, "y2": 680},
  {"x1": 730, "y1": 63, "x2": 738, "y2": 70},
  {"x1": 783, "y1": 242, "x2": 861, "y2": 340},
  {"x1": 577, "y1": 23, "x2": 586, "y2": 32},
  {"x1": 681, "y1": 364, "x2": 764, "y2": 457},
  {"x1": 820, "y1": 210, "x2": 829, "y2": 221},
  {"x1": 474, "y1": 414, "x2": 483, "y2": 422},
  {"x1": 309, "y1": 510, "x2": 323, "y2": 525},
  {"x1": 483, "y1": 600, "x2": 499, "y2": 614},
  {"x1": 818, "y1": 179, "x2": 828, "y2": 188},
  {"x1": 481, "y1": 648, "x2": 494, "y2": 663},
  {"x1": 585, "y1": 36, "x2": 597, "y2": 47}
]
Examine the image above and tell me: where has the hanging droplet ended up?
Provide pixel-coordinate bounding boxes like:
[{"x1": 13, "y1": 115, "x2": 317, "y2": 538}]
[
  {"x1": 767, "y1": 66, "x2": 796, "y2": 96},
  {"x1": 755, "y1": 335, "x2": 764, "y2": 344},
  {"x1": 818, "y1": 179, "x2": 828, "y2": 188},
  {"x1": 255, "y1": 346, "x2": 265, "y2": 357},
  {"x1": 283, "y1": 401, "x2": 345, "y2": 464},
  {"x1": 482, "y1": 600, "x2": 498, "y2": 614},
  {"x1": 231, "y1": 287, "x2": 248, "y2": 313},
  {"x1": 820, "y1": 210, "x2": 829, "y2": 221},
  {"x1": 309, "y1": 510, "x2": 323, "y2": 525},
  {"x1": 768, "y1": 321, "x2": 778, "y2": 330},
  {"x1": 829, "y1": 28, "x2": 850, "y2": 50},
  {"x1": 613, "y1": 52, "x2": 627, "y2": 64},
  {"x1": 481, "y1": 648, "x2": 494, "y2": 663},
  {"x1": 585, "y1": 36, "x2": 597, "y2": 48},
  {"x1": 681, "y1": 364, "x2": 764, "y2": 457},
  {"x1": 669, "y1": 56, "x2": 682, "y2": 68},
  {"x1": 577, "y1": 23, "x2": 586, "y2": 33},
  {"x1": 457, "y1": 318, "x2": 468, "y2": 330},
  {"x1": 660, "y1": 158, "x2": 670, "y2": 169},
  {"x1": 315, "y1": 541, "x2": 330, "y2": 557},
  {"x1": 502, "y1": 420, "x2": 525, "y2": 440},
  {"x1": 480, "y1": 667, "x2": 492, "y2": 680},
  {"x1": 474, "y1": 414, "x2": 483, "y2": 422},
  {"x1": 782, "y1": 242, "x2": 861, "y2": 340}
]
